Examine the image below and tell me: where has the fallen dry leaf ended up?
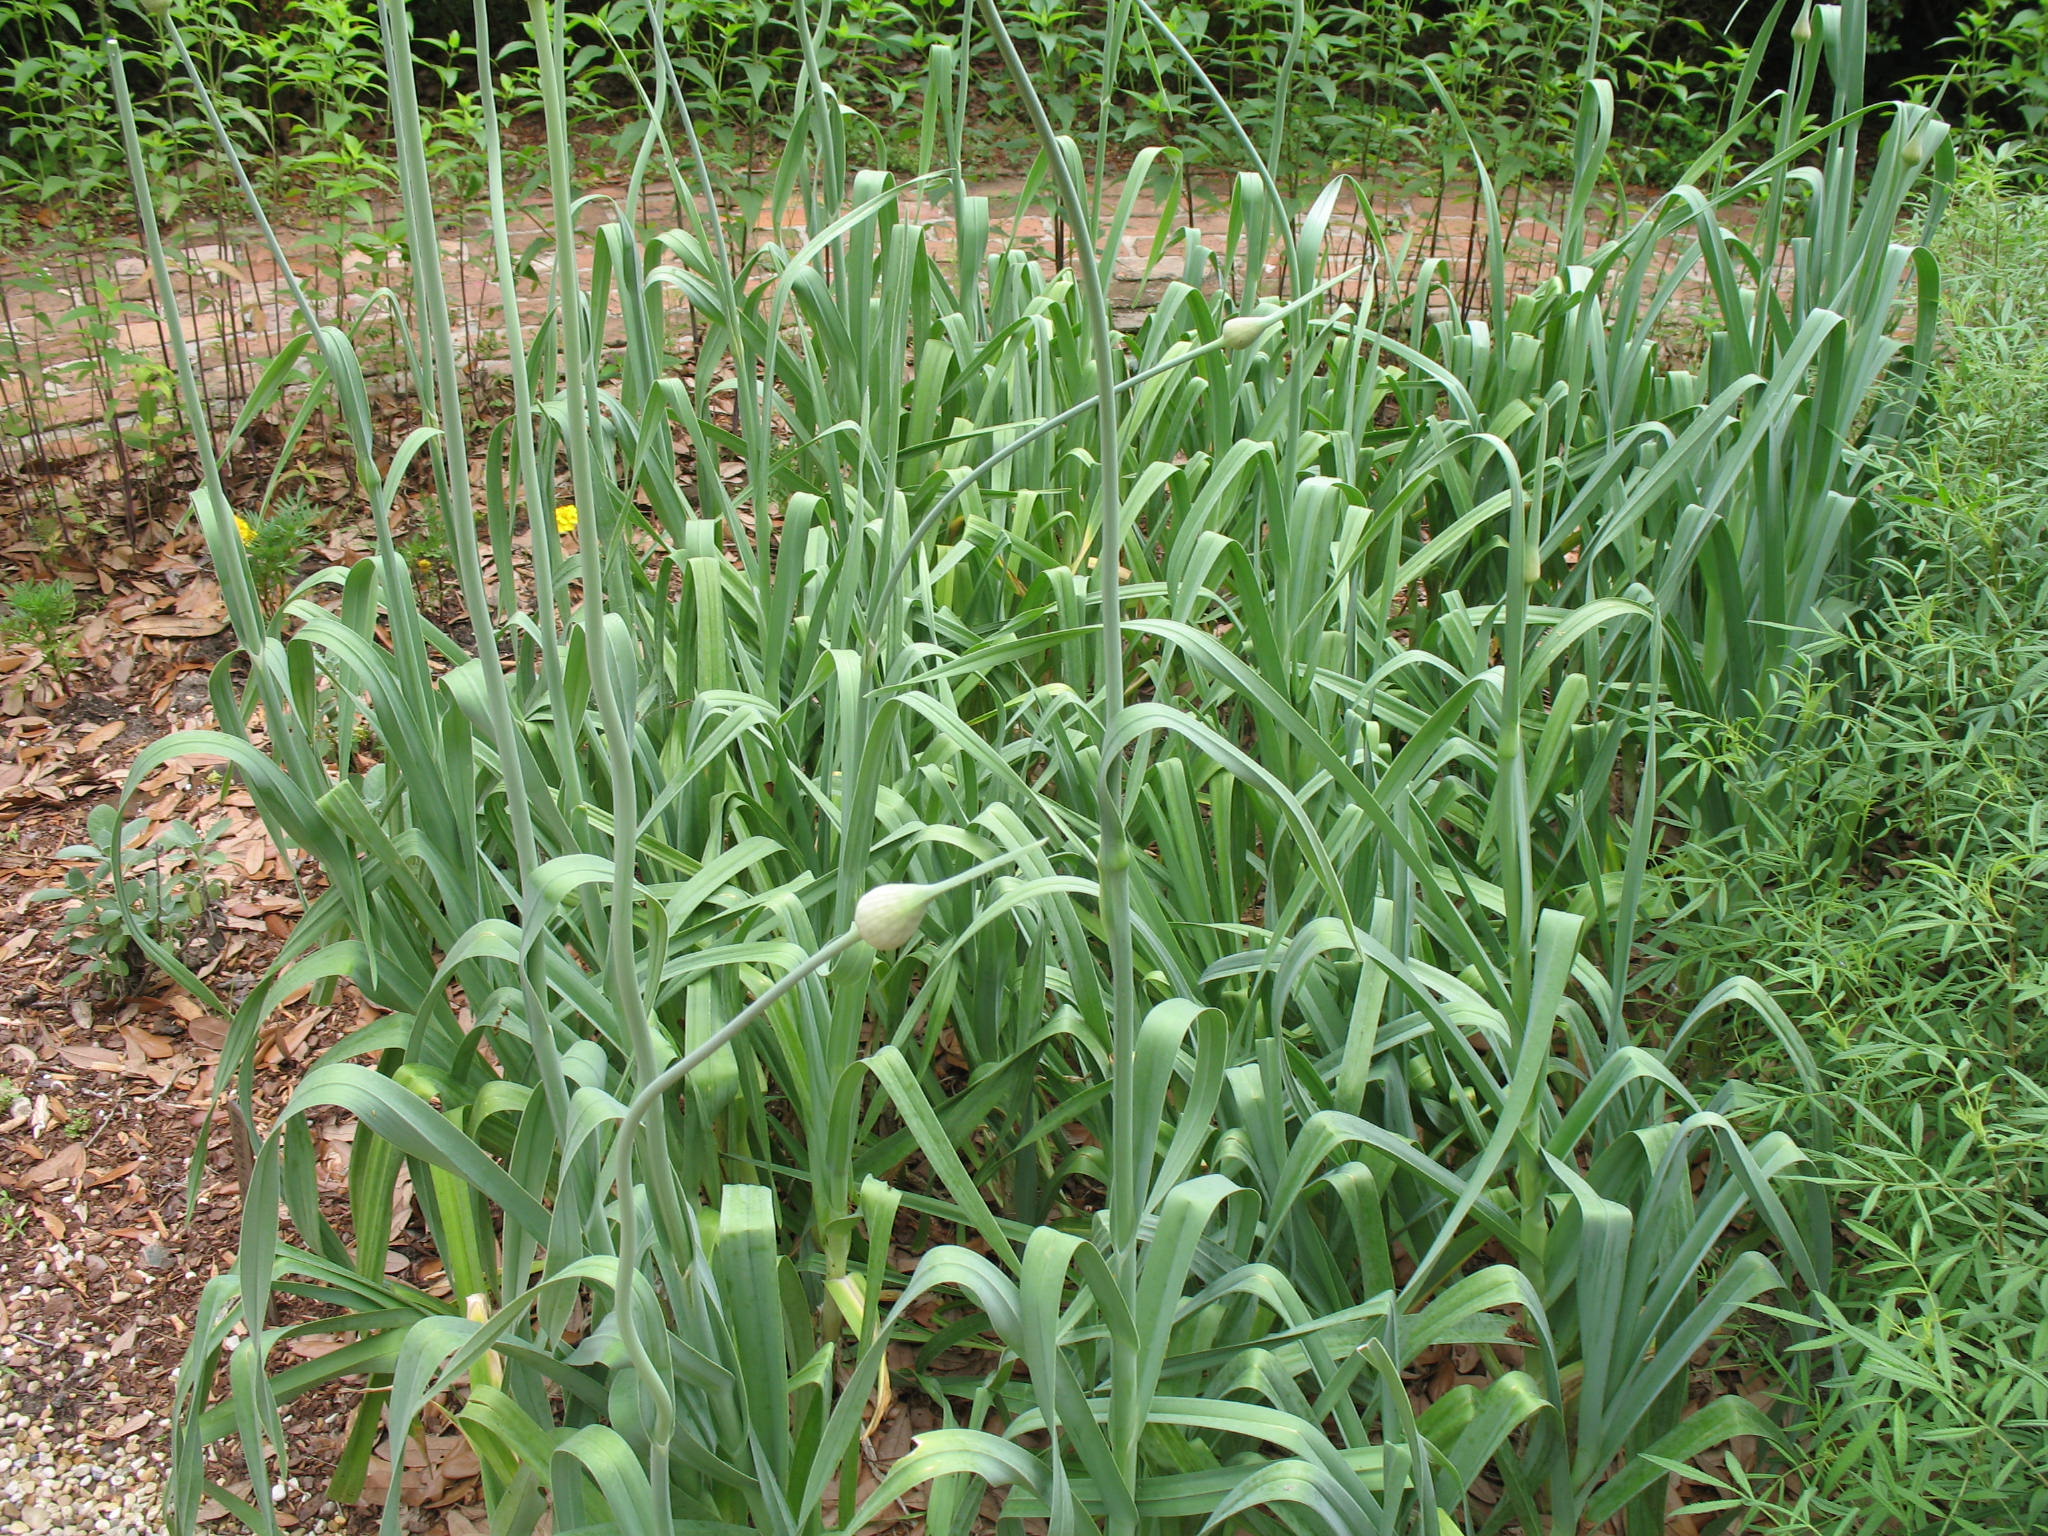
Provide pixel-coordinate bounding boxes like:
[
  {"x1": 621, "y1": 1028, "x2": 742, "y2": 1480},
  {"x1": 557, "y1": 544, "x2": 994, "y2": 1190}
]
[
  {"x1": 20, "y1": 1142, "x2": 86, "y2": 1189},
  {"x1": 94, "y1": 1410, "x2": 153, "y2": 1441},
  {"x1": 57, "y1": 1045, "x2": 127, "y2": 1073},
  {"x1": 121, "y1": 1025, "x2": 178, "y2": 1060},
  {"x1": 85, "y1": 1158, "x2": 142, "y2": 1189},
  {"x1": 188, "y1": 1015, "x2": 231, "y2": 1052},
  {"x1": 126, "y1": 613, "x2": 228, "y2": 638},
  {"x1": 74, "y1": 719, "x2": 126, "y2": 753}
]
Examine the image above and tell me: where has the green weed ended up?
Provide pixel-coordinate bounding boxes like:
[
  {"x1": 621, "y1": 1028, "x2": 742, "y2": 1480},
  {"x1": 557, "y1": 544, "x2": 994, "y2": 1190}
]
[
  {"x1": 0, "y1": 577, "x2": 79, "y2": 678},
  {"x1": 1656, "y1": 149, "x2": 2048, "y2": 1536},
  {"x1": 30, "y1": 807, "x2": 229, "y2": 999},
  {"x1": 235, "y1": 494, "x2": 325, "y2": 611}
]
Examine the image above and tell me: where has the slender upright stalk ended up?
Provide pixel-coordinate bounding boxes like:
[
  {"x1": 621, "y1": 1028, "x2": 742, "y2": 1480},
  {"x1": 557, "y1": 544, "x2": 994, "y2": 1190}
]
[
  {"x1": 373, "y1": 0, "x2": 577, "y2": 1155},
  {"x1": 106, "y1": 42, "x2": 265, "y2": 649},
  {"x1": 472, "y1": 0, "x2": 584, "y2": 828},
  {"x1": 976, "y1": 4, "x2": 1143, "y2": 1522},
  {"x1": 972, "y1": 0, "x2": 1131, "y2": 1246},
  {"x1": 611, "y1": 926, "x2": 864, "y2": 1496},
  {"x1": 528, "y1": 0, "x2": 671, "y2": 1523}
]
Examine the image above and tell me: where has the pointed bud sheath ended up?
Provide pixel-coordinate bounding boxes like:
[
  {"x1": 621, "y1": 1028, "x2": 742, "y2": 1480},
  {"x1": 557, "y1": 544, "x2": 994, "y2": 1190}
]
[
  {"x1": 138, "y1": 0, "x2": 173, "y2": 13},
  {"x1": 856, "y1": 883, "x2": 934, "y2": 950},
  {"x1": 1791, "y1": 9, "x2": 1812, "y2": 42},
  {"x1": 465, "y1": 1294, "x2": 503, "y2": 1390},
  {"x1": 1902, "y1": 131, "x2": 1928, "y2": 167},
  {"x1": 1220, "y1": 315, "x2": 1274, "y2": 352}
]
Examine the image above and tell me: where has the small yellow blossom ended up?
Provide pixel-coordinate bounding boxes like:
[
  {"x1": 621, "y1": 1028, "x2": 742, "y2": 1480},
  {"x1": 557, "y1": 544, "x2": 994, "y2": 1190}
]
[
  {"x1": 553, "y1": 503, "x2": 579, "y2": 535},
  {"x1": 234, "y1": 514, "x2": 257, "y2": 545}
]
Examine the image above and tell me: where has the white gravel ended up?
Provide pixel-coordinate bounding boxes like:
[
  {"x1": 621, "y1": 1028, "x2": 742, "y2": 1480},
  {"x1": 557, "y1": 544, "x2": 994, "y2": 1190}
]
[
  {"x1": 0, "y1": 1404, "x2": 165, "y2": 1535},
  {"x1": 0, "y1": 1400, "x2": 366, "y2": 1534}
]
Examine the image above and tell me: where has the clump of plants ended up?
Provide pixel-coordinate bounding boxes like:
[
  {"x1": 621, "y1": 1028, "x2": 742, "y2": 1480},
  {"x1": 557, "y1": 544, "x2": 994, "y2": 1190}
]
[
  {"x1": 234, "y1": 493, "x2": 323, "y2": 610},
  {"x1": 0, "y1": 577, "x2": 80, "y2": 678},
  {"x1": 118, "y1": 2, "x2": 1951, "y2": 1534},
  {"x1": 32, "y1": 806, "x2": 229, "y2": 999}
]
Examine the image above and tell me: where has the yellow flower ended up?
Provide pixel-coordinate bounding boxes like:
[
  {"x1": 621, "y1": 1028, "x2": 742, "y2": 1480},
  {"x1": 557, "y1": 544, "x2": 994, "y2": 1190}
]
[
  {"x1": 553, "y1": 503, "x2": 579, "y2": 535},
  {"x1": 234, "y1": 514, "x2": 257, "y2": 545}
]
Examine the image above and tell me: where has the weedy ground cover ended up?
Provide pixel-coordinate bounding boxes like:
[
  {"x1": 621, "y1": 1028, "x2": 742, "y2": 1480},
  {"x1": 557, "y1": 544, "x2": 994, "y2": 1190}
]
[
  {"x1": 1647, "y1": 147, "x2": 2048, "y2": 1536},
  {"x1": 105, "y1": 0, "x2": 1957, "y2": 1532}
]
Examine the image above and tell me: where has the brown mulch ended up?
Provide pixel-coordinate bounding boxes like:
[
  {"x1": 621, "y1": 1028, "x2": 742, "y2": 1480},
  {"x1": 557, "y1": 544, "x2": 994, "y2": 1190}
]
[{"x1": 0, "y1": 423, "x2": 460, "y2": 1532}]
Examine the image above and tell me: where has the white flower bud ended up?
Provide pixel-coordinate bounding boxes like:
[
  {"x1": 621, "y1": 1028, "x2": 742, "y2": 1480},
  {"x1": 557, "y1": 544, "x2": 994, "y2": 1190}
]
[
  {"x1": 855, "y1": 883, "x2": 934, "y2": 949},
  {"x1": 466, "y1": 1293, "x2": 503, "y2": 1388},
  {"x1": 1220, "y1": 314, "x2": 1275, "y2": 352}
]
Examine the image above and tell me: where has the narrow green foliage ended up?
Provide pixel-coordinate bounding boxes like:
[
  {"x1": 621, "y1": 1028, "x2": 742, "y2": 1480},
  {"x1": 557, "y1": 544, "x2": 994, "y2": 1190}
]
[{"x1": 119, "y1": 3, "x2": 1951, "y2": 1534}]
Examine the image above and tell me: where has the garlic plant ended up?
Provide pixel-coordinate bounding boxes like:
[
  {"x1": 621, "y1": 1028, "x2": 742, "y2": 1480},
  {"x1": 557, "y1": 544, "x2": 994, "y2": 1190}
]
[{"x1": 115, "y1": 1, "x2": 1944, "y2": 1533}]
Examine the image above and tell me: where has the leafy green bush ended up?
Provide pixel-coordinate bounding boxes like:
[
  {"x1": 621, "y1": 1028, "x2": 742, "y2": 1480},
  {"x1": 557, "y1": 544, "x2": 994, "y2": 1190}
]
[
  {"x1": 0, "y1": 0, "x2": 507, "y2": 210},
  {"x1": 2, "y1": 0, "x2": 1753, "y2": 212},
  {"x1": 1947, "y1": 0, "x2": 2048, "y2": 131}
]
